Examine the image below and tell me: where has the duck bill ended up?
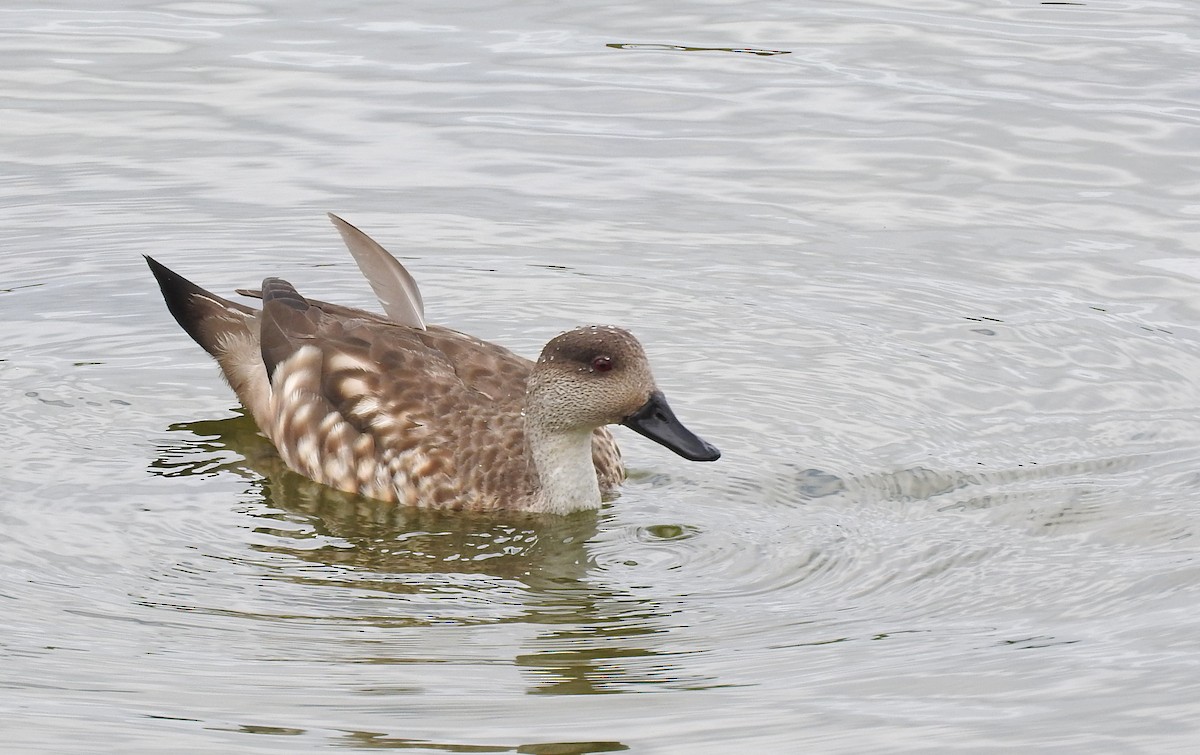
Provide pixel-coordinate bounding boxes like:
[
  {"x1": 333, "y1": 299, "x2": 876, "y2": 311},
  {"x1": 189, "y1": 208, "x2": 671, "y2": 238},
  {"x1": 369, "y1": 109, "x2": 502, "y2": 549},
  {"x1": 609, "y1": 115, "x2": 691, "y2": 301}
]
[{"x1": 622, "y1": 391, "x2": 721, "y2": 462}]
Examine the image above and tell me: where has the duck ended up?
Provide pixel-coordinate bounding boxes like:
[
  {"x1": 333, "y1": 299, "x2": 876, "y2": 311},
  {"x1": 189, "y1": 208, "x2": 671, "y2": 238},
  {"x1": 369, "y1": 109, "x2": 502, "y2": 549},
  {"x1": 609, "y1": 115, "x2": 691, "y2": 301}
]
[{"x1": 146, "y1": 214, "x2": 720, "y2": 514}]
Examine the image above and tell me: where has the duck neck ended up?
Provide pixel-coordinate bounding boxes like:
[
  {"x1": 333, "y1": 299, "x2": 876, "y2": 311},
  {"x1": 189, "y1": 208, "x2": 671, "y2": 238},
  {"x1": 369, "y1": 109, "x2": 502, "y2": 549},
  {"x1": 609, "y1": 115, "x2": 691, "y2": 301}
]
[{"x1": 525, "y1": 421, "x2": 602, "y2": 515}]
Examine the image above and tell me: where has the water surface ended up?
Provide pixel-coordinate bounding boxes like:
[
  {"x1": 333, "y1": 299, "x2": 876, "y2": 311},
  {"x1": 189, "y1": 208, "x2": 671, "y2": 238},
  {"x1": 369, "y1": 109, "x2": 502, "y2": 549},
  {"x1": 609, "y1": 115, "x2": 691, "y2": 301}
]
[{"x1": 3, "y1": 0, "x2": 1200, "y2": 751}]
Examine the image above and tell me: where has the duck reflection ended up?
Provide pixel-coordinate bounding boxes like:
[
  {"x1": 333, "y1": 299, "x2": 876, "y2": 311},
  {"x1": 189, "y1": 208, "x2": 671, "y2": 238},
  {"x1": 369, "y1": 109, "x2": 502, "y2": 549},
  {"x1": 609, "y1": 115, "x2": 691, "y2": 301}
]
[
  {"x1": 336, "y1": 731, "x2": 629, "y2": 753},
  {"x1": 151, "y1": 413, "x2": 704, "y2": 694}
]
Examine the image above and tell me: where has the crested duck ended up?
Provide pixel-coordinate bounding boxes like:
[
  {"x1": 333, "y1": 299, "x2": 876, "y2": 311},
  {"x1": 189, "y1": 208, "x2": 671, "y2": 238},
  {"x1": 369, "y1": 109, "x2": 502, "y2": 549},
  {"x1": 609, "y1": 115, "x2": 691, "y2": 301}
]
[{"x1": 146, "y1": 215, "x2": 719, "y2": 514}]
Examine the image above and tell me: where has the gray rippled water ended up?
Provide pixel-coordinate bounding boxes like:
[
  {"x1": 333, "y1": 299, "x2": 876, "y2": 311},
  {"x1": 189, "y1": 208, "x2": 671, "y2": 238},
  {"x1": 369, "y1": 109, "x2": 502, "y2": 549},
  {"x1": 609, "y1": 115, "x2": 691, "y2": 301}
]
[{"x1": 3, "y1": 0, "x2": 1200, "y2": 751}]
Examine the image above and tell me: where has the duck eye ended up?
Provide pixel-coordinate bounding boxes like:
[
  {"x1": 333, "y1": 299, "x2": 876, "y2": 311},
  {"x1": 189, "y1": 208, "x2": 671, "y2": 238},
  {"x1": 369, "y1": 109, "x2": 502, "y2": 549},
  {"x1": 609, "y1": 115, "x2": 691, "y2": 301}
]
[{"x1": 592, "y1": 355, "x2": 613, "y2": 372}]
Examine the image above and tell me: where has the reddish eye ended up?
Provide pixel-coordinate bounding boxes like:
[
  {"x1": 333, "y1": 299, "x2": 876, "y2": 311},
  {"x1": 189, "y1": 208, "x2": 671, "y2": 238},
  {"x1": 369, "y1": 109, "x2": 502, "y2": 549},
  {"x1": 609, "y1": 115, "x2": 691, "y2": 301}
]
[{"x1": 592, "y1": 356, "x2": 613, "y2": 372}]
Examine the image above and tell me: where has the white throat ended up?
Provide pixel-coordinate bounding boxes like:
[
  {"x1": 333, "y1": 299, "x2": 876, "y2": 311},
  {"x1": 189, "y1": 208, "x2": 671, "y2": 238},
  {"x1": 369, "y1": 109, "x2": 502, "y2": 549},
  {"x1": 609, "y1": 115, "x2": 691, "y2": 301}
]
[{"x1": 526, "y1": 424, "x2": 602, "y2": 515}]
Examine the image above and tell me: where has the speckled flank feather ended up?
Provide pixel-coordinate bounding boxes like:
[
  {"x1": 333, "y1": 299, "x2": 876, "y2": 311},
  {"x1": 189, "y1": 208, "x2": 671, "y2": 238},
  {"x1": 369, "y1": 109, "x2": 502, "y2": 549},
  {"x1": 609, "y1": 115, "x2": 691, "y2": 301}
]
[
  {"x1": 146, "y1": 217, "x2": 717, "y2": 513},
  {"x1": 261, "y1": 303, "x2": 539, "y2": 509}
]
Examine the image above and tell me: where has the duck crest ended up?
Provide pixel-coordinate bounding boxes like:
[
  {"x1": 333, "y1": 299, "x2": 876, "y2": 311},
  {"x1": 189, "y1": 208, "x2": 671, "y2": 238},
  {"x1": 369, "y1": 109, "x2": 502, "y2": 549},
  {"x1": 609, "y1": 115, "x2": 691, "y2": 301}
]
[{"x1": 147, "y1": 215, "x2": 719, "y2": 513}]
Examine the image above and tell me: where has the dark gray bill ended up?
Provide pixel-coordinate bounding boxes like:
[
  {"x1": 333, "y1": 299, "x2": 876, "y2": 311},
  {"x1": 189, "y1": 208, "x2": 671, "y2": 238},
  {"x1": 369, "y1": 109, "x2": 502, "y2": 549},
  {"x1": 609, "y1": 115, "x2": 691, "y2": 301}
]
[{"x1": 622, "y1": 391, "x2": 721, "y2": 462}]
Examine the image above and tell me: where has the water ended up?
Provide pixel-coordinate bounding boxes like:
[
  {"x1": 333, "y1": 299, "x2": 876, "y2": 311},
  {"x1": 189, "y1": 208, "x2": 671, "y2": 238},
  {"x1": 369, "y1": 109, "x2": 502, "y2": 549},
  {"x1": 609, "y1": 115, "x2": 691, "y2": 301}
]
[{"x1": 3, "y1": 0, "x2": 1200, "y2": 751}]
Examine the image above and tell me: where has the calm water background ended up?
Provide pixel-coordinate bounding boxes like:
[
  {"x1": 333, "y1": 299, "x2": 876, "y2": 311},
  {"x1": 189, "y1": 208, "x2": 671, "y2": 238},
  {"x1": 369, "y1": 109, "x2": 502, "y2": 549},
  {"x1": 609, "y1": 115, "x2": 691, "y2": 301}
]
[{"x1": 3, "y1": 0, "x2": 1200, "y2": 751}]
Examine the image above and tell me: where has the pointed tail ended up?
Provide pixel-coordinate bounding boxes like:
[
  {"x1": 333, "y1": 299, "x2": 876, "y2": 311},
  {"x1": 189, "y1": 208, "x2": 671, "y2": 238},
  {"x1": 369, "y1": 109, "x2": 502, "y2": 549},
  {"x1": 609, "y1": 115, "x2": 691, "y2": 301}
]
[{"x1": 145, "y1": 255, "x2": 256, "y2": 357}]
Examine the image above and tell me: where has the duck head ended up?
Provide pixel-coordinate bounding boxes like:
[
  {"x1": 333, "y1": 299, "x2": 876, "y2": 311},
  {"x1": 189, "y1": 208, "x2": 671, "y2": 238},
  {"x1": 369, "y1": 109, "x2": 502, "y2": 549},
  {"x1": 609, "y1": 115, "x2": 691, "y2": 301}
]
[{"x1": 526, "y1": 325, "x2": 720, "y2": 462}]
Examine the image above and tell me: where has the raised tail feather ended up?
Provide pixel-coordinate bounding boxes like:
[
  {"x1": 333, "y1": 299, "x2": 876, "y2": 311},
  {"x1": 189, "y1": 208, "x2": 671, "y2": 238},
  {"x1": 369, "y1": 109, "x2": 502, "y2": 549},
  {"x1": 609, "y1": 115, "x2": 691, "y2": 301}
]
[{"x1": 327, "y1": 213, "x2": 426, "y2": 329}]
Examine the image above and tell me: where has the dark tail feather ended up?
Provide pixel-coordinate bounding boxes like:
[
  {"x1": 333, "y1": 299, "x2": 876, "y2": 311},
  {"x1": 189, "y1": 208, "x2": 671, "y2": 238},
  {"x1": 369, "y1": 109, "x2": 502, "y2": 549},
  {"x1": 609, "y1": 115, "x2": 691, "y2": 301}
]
[{"x1": 145, "y1": 255, "x2": 253, "y2": 356}]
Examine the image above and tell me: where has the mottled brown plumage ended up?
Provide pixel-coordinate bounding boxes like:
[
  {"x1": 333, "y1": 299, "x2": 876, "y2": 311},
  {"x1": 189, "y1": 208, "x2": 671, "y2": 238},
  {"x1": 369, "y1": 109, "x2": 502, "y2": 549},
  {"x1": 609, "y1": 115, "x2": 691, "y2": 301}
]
[{"x1": 146, "y1": 215, "x2": 718, "y2": 514}]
